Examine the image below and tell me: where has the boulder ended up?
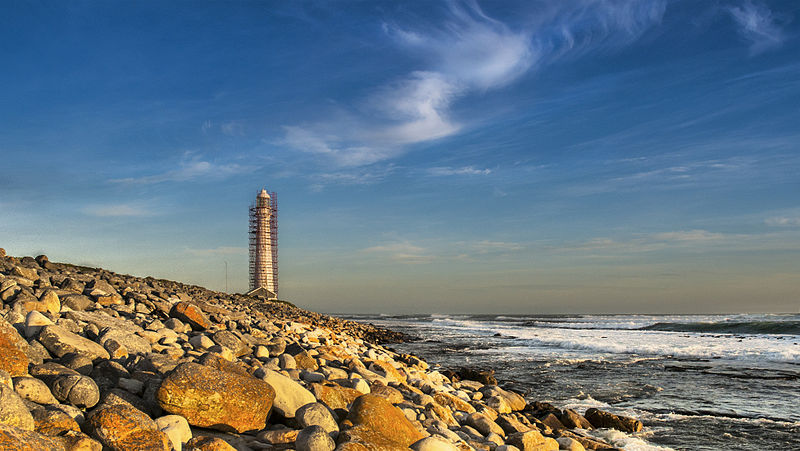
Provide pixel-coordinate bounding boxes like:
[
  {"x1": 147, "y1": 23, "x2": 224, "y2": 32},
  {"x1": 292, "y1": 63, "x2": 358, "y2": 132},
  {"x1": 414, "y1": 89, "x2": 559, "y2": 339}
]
[
  {"x1": 50, "y1": 374, "x2": 100, "y2": 408},
  {"x1": 507, "y1": 430, "x2": 558, "y2": 451},
  {"x1": 258, "y1": 427, "x2": 299, "y2": 444},
  {"x1": 13, "y1": 376, "x2": 57, "y2": 405},
  {"x1": 342, "y1": 394, "x2": 426, "y2": 449},
  {"x1": 38, "y1": 325, "x2": 110, "y2": 361},
  {"x1": 584, "y1": 408, "x2": 642, "y2": 433},
  {"x1": 466, "y1": 412, "x2": 504, "y2": 437},
  {"x1": 211, "y1": 331, "x2": 250, "y2": 357},
  {"x1": 557, "y1": 409, "x2": 593, "y2": 430},
  {"x1": 0, "y1": 385, "x2": 35, "y2": 431},
  {"x1": 0, "y1": 424, "x2": 66, "y2": 450},
  {"x1": 184, "y1": 435, "x2": 236, "y2": 450},
  {"x1": 31, "y1": 409, "x2": 81, "y2": 436},
  {"x1": 169, "y1": 302, "x2": 211, "y2": 330},
  {"x1": 88, "y1": 403, "x2": 171, "y2": 451},
  {"x1": 24, "y1": 311, "x2": 54, "y2": 338},
  {"x1": 258, "y1": 368, "x2": 315, "y2": 418},
  {"x1": 310, "y1": 383, "x2": 363, "y2": 410},
  {"x1": 433, "y1": 392, "x2": 476, "y2": 414},
  {"x1": 410, "y1": 436, "x2": 460, "y2": 451},
  {"x1": 296, "y1": 425, "x2": 336, "y2": 451},
  {"x1": 296, "y1": 402, "x2": 339, "y2": 437},
  {"x1": 60, "y1": 294, "x2": 93, "y2": 311},
  {"x1": 155, "y1": 415, "x2": 192, "y2": 451},
  {"x1": 157, "y1": 362, "x2": 275, "y2": 433},
  {"x1": 98, "y1": 328, "x2": 152, "y2": 356},
  {"x1": 0, "y1": 317, "x2": 30, "y2": 377}
]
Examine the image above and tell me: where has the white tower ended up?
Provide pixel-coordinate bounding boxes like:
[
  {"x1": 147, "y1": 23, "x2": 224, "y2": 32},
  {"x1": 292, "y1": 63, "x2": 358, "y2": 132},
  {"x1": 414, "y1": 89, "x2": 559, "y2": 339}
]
[{"x1": 248, "y1": 189, "x2": 278, "y2": 298}]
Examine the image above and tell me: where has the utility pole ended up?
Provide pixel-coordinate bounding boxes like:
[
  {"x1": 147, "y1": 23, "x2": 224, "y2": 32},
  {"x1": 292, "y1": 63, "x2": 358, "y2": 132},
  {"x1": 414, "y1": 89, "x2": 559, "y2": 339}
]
[{"x1": 224, "y1": 261, "x2": 228, "y2": 293}]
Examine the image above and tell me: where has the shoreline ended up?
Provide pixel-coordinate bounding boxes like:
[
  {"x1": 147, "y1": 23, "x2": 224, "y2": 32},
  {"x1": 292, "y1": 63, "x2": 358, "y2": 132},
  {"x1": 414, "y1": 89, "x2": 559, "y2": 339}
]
[{"x1": 1, "y1": 250, "x2": 645, "y2": 451}]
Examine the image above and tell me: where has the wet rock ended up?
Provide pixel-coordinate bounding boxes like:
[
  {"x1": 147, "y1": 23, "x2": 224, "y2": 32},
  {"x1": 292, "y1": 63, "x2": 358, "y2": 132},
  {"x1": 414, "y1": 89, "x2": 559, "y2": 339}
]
[
  {"x1": 557, "y1": 409, "x2": 593, "y2": 430},
  {"x1": 556, "y1": 437, "x2": 586, "y2": 451},
  {"x1": 157, "y1": 362, "x2": 275, "y2": 433},
  {"x1": 584, "y1": 408, "x2": 642, "y2": 433}
]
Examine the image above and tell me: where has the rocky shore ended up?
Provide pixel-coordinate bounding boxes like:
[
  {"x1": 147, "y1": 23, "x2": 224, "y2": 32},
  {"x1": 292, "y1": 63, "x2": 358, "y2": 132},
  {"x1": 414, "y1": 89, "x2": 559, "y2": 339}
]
[{"x1": 0, "y1": 249, "x2": 643, "y2": 451}]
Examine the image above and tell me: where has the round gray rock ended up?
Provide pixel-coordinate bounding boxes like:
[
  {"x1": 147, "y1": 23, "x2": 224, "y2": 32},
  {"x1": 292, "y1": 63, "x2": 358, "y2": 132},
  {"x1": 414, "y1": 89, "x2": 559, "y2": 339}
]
[
  {"x1": 295, "y1": 425, "x2": 335, "y2": 451},
  {"x1": 51, "y1": 374, "x2": 100, "y2": 408},
  {"x1": 410, "y1": 436, "x2": 460, "y2": 451},
  {"x1": 296, "y1": 402, "x2": 339, "y2": 437}
]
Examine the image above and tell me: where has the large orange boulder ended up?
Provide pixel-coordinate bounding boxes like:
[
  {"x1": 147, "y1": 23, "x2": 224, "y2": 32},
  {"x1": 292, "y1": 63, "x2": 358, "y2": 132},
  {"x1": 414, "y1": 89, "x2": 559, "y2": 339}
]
[
  {"x1": 0, "y1": 318, "x2": 29, "y2": 376},
  {"x1": 0, "y1": 424, "x2": 65, "y2": 450},
  {"x1": 341, "y1": 394, "x2": 425, "y2": 450},
  {"x1": 88, "y1": 403, "x2": 171, "y2": 451},
  {"x1": 310, "y1": 383, "x2": 363, "y2": 410},
  {"x1": 169, "y1": 302, "x2": 211, "y2": 330},
  {"x1": 157, "y1": 362, "x2": 275, "y2": 433}
]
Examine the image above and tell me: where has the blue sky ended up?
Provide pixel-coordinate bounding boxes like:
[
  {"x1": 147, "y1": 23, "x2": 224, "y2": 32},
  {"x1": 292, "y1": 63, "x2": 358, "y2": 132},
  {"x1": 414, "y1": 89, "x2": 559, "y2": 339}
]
[{"x1": 1, "y1": 0, "x2": 798, "y2": 313}]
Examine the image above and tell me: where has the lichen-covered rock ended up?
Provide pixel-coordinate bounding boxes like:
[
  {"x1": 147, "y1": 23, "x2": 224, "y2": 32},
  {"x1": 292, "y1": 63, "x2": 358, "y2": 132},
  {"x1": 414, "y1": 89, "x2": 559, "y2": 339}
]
[
  {"x1": 0, "y1": 384, "x2": 35, "y2": 431},
  {"x1": 157, "y1": 362, "x2": 275, "y2": 433},
  {"x1": 584, "y1": 408, "x2": 642, "y2": 433},
  {"x1": 38, "y1": 325, "x2": 110, "y2": 361},
  {"x1": 170, "y1": 302, "x2": 211, "y2": 330},
  {"x1": 433, "y1": 392, "x2": 476, "y2": 414},
  {"x1": 32, "y1": 408, "x2": 81, "y2": 436},
  {"x1": 507, "y1": 430, "x2": 559, "y2": 451},
  {"x1": 0, "y1": 424, "x2": 66, "y2": 450},
  {"x1": 184, "y1": 436, "x2": 236, "y2": 451},
  {"x1": 88, "y1": 403, "x2": 171, "y2": 451},
  {"x1": 0, "y1": 317, "x2": 30, "y2": 377},
  {"x1": 342, "y1": 394, "x2": 426, "y2": 450}
]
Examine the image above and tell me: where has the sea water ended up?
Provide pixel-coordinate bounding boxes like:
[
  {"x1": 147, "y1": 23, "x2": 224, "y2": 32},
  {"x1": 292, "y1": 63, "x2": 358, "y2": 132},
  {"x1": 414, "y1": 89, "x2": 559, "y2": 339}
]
[{"x1": 341, "y1": 313, "x2": 800, "y2": 450}]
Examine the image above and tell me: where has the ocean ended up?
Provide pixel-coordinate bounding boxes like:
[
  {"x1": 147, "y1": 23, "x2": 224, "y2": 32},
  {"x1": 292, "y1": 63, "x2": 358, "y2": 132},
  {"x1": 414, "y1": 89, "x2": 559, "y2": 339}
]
[{"x1": 340, "y1": 313, "x2": 800, "y2": 451}]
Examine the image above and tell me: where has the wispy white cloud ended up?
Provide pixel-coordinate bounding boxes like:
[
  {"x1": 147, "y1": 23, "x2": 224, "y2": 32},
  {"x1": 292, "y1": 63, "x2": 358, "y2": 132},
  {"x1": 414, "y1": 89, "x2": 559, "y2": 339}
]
[
  {"x1": 727, "y1": 0, "x2": 785, "y2": 54},
  {"x1": 765, "y1": 216, "x2": 800, "y2": 227},
  {"x1": 361, "y1": 241, "x2": 434, "y2": 264},
  {"x1": 282, "y1": 0, "x2": 667, "y2": 170},
  {"x1": 428, "y1": 166, "x2": 492, "y2": 176},
  {"x1": 111, "y1": 153, "x2": 251, "y2": 184},
  {"x1": 83, "y1": 204, "x2": 154, "y2": 217},
  {"x1": 185, "y1": 246, "x2": 247, "y2": 257}
]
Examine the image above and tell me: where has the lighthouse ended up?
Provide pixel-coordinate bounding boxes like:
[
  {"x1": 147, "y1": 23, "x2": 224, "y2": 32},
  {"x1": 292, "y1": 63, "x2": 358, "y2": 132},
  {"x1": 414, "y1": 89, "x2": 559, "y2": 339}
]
[{"x1": 247, "y1": 189, "x2": 278, "y2": 299}]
